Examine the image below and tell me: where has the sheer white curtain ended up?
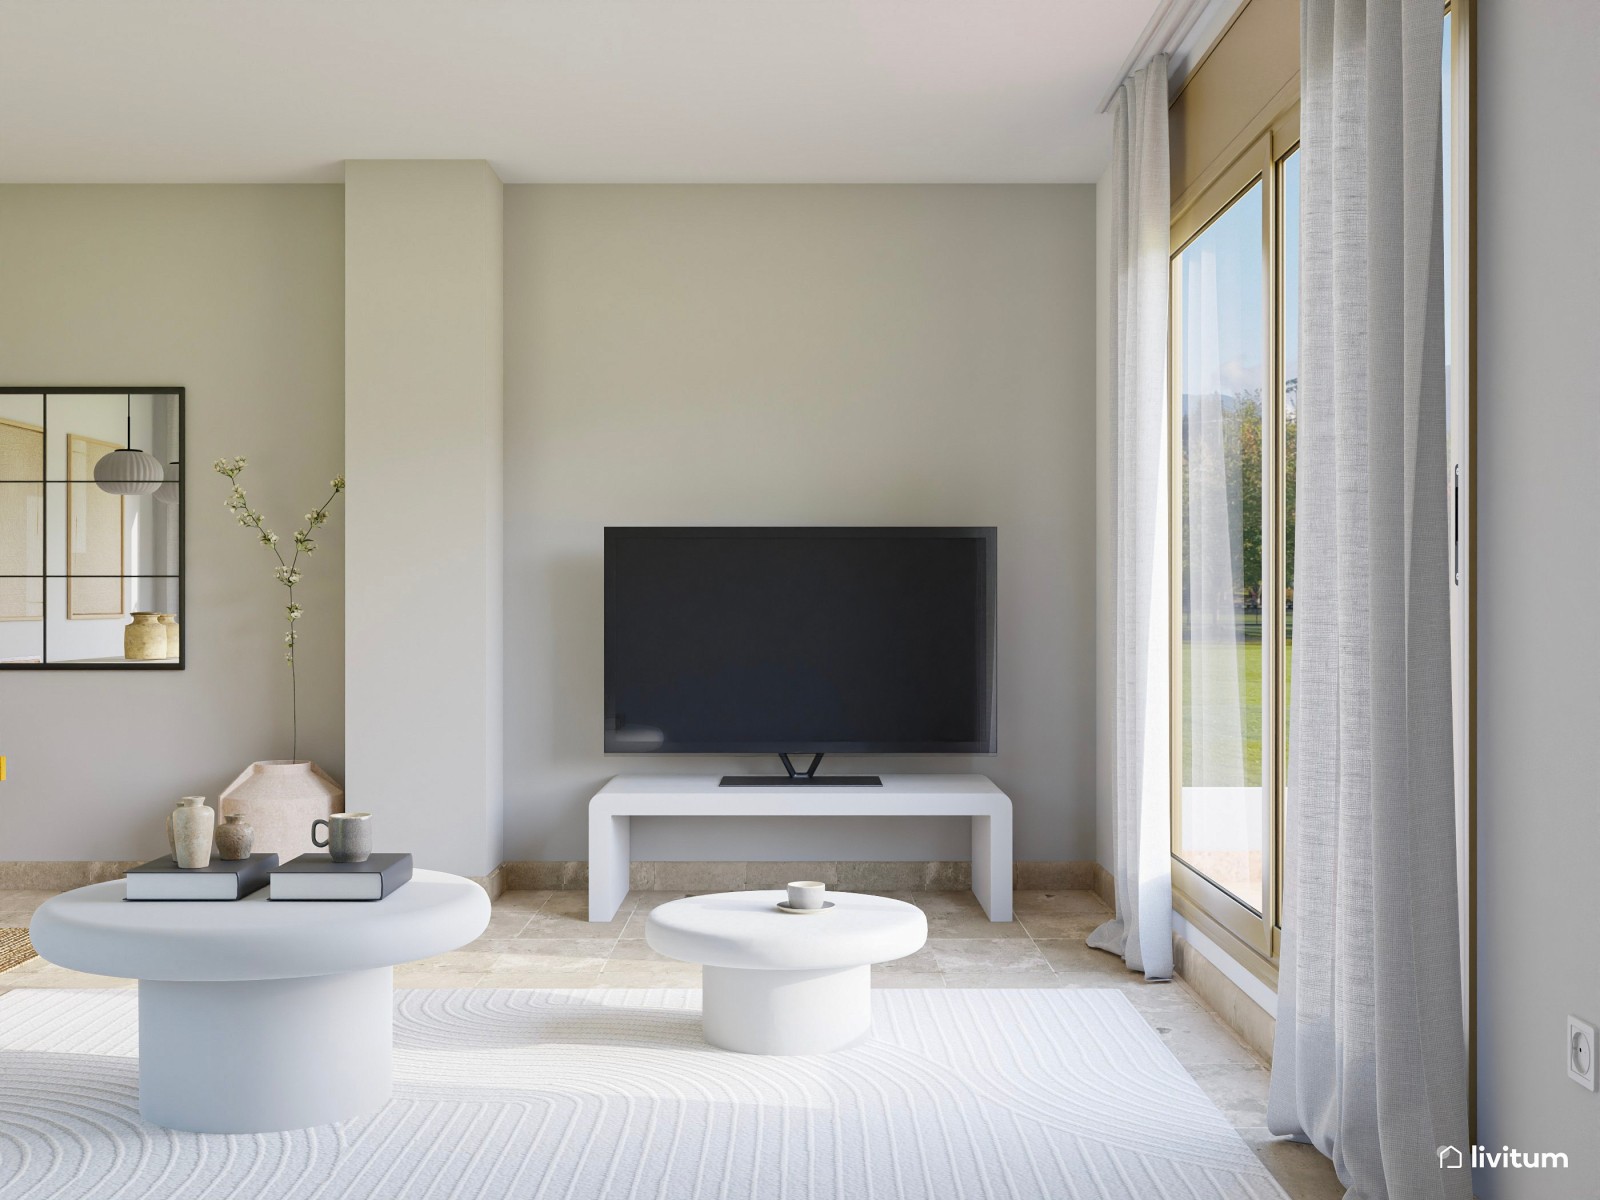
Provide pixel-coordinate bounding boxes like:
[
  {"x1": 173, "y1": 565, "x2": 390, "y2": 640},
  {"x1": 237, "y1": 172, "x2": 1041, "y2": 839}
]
[
  {"x1": 1268, "y1": 1, "x2": 1470, "y2": 1196},
  {"x1": 1088, "y1": 54, "x2": 1172, "y2": 981}
]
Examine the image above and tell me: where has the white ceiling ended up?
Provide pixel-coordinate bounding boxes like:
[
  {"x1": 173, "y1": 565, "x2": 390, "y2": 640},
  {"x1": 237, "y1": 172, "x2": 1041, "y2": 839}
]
[{"x1": 0, "y1": 1, "x2": 1161, "y2": 184}]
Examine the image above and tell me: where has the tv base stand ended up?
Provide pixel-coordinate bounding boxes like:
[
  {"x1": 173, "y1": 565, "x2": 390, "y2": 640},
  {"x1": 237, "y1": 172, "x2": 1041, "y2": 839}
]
[
  {"x1": 588, "y1": 774, "x2": 1013, "y2": 922},
  {"x1": 718, "y1": 753, "x2": 882, "y2": 788}
]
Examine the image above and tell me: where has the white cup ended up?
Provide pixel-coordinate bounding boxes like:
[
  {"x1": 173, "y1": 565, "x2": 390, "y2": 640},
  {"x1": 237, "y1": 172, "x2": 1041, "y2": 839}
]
[{"x1": 787, "y1": 881, "x2": 826, "y2": 909}]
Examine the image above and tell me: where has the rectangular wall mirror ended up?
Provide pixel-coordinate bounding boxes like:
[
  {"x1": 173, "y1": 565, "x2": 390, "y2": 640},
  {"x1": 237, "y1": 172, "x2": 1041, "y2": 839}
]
[{"x1": 0, "y1": 388, "x2": 185, "y2": 669}]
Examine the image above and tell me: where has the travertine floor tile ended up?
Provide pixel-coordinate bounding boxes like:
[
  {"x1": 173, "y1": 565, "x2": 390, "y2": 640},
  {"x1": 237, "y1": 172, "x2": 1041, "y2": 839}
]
[
  {"x1": 472, "y1": 913, "x2": 535, "y2": 941},
  {"x1": 1016, "y1": 911, "x2": 1104, "y2": 939},
  {"x1": 516, "y1": 912, "x2": 629, "y2": 940},
  {"x1": 1239, "y1": 1129, "x2": 1346, "y2": 1200},
  {"x1": 926, "y1": 938, "x2": 1052, "y2": 973},
  {"x1": 925, "y1": 912, "x2": 1030, "y2": 939},
  {"x1": 1140, "y1": 1011, "x2": 1264, "y2": 1068},
  {"x1": 1189, "y1": 1063, "x2": 1272, "y2": 1127},
  {"x1": 490, "y1": 950, "x2": 610, "y2": 974},
  {"x1": 597, "y1": 961, "x2": 702, "y2": 987},
  {"x1": 1013, "y1": 890, "x2": 1111, "y2": 915},
  {"x1": 1033, "y1": 939, "x2": 1143, "y2": 986},
  {"x1": 605, "y1": 940, "x2": 678, "y2": 963}
]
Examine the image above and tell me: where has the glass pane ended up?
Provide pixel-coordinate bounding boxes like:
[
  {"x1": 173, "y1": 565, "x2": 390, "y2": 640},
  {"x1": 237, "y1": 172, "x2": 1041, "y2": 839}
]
[
  {"x1": 1282, "y1": 149, "x2": 1300, "y2": 778},
  {"x1": 0, "y1": 579, "x2": 43, "y2": 664},
  {"x1": 0, "y1": 394, "x2": 45, "y2": 480},
  {"x1": 1176, "y1": 180, "x2": 1267, "y2": 913}
]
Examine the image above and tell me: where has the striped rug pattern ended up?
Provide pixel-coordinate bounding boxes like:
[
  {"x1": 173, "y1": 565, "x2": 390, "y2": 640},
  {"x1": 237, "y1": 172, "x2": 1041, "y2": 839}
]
[
  {"x1": 0, "y1": 927, "x2": 37, "y2": 974},
  {"x1": 0, "y1": 987, "x2": 1285, "y2": 1199}
]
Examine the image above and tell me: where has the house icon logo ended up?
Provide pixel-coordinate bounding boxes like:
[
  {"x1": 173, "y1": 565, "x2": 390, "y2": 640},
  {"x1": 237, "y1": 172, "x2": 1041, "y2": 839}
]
[{"x1": 1438, "y1": 1145, "x2": 1463, "y2": 1169}]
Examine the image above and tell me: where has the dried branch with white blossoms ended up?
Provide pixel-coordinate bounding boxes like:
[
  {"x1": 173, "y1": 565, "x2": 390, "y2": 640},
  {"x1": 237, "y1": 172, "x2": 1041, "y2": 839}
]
[{"x1": 214, "y1": 456, "x2": 345, "y2": 762}]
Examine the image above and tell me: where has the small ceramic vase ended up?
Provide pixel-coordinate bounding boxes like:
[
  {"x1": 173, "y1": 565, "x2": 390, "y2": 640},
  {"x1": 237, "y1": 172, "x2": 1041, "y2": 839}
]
[
  {"x1": 125, "y1": 612, "x2": 166, "y2": 661},
  {"x1": 215, "y1": 812, "x2": 254, "y2": 861},
  {"x1": 158, "y1": 613, "x2": 180, "y2": 658},
  {"x1": 169, "y1": 796, "x2": 215, "y2": 869}
]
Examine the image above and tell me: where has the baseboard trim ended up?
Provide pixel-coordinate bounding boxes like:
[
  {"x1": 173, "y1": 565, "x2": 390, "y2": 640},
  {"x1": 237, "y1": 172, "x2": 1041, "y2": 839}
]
[
  {"x1": 500, "y1": 860, "x2": 1100, "y2": 893},
  {"x1": 1091, "y1": 862, "x2": 1115, "y2": 909},
  {"x1": 1172, "y1": 931, "x2": 1276, "y2": 1064}
]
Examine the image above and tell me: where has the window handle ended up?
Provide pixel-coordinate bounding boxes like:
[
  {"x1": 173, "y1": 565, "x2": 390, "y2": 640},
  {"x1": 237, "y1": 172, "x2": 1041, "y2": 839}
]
[{"x1": 1453, "y1": 464, "x2": 1461, "y2": 585}]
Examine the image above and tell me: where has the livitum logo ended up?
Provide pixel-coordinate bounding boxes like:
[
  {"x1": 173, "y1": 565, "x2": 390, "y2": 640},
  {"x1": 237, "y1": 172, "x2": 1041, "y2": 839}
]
[{"x1": 1437, "y1": 1144, "x2": 1571, "y2": 1170}]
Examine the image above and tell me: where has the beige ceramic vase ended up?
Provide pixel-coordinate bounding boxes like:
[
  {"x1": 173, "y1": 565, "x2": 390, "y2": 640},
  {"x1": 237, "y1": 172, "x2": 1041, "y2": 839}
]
[
  {"x1": 158, "y1": 613, "x2": 180, "y2": 658},
  {"x1": 169, "y1": 796, "x2": 215, "y2": 868},
  {"x1": 219, "y1": 761, "x2": 342, "y2": 864},
  {"x1": 124, "y1": 612, "x2": 166, "y2": 661}
]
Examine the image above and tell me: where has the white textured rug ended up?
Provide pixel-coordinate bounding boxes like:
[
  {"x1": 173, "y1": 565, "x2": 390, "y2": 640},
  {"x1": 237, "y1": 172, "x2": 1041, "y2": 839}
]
[{"x1": 0, "y1": 988, "x2": 1285, "y2": 1200}]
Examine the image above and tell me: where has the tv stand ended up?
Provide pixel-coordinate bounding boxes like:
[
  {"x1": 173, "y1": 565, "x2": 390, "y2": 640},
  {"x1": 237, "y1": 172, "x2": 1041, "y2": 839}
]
[
  {"x1": 588, "y1": 774, "x2": 1013, "y2": 922},
  {"x1": 719, "y1": 753, "x2": 882, "y2": 788}
]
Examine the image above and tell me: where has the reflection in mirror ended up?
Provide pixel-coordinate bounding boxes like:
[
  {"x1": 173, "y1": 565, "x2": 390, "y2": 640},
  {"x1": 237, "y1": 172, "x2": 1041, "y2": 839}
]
[{"x1": 0, "y1": 389, "x2": 184, "y2": 668}]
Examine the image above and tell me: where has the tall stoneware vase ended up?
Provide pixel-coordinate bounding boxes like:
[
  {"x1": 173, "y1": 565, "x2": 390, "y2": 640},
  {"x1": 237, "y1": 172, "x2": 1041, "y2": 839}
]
[{"x1": 219, "y1": 761, "x2": 343, "y2": 864}]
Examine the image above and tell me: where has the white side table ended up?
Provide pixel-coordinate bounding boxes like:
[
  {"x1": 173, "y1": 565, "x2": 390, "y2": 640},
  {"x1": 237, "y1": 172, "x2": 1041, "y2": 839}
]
[
  {"x1": 646, "y1": 890, "x2": 927, "y2": 1055},
  {"x1": 28, "y1": 869, "x2": 488, "y2": 1134}
]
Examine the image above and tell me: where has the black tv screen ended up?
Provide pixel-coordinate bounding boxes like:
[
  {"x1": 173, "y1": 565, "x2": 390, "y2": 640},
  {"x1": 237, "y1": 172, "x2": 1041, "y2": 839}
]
[{"x1": 604, "y1": 527, "x2": 996, "y2": 754}]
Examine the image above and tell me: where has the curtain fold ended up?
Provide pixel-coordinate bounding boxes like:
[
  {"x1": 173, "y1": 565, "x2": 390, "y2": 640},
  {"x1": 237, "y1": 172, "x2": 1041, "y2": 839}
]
[
  {"x1": 1088, "y1": 54, "x2": 1172, "y2": 981},
  {"x1": 1267, "y1": 2, "x2": 1469, "y2": 1196}
]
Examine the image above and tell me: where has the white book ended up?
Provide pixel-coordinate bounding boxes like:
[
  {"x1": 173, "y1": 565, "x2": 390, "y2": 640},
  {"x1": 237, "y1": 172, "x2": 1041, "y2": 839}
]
[
  {"x1": 124, "y1": 854, "x2": 277, "y2": 901},
  {"x1": 269, "y1": 853, "x2": 412, "y2": 901}
]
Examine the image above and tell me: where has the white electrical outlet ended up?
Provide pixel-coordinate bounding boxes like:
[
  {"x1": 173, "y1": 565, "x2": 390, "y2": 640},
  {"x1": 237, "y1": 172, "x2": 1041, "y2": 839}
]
[{"x1": 1569, "y1": 1016, "x2": 1596, "y2": 1091}]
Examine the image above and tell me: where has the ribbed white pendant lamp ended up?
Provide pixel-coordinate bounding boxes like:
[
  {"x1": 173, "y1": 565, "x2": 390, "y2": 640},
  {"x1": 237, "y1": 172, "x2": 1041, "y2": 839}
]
[{"x1": 94, "y1": 393, "x2": 164, "y2": 496}]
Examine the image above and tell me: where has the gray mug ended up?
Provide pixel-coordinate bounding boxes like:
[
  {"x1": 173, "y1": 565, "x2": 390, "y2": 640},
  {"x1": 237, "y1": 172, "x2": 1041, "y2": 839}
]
[{"x1": 312, "y1": 812, "x2": 372, "y2": 863}]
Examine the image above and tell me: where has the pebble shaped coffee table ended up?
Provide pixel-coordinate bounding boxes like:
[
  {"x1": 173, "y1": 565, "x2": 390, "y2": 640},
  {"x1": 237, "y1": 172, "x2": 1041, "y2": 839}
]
[
  {"x1": 646, "y1": 890, "x2": 927, "y2": 1055},
  {"x1": 28, "y1": 869, "x2": 489, "y2": 1134}
]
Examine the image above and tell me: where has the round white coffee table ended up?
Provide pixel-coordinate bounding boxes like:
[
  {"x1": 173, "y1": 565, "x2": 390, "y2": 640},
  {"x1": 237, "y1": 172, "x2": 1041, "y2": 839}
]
[
  {"x1": 28, "y1": 869, "x2": 488, "y2": 1134},
  {"x1": 646, "y1": 890, "x2": 926, "y2": 1055}
]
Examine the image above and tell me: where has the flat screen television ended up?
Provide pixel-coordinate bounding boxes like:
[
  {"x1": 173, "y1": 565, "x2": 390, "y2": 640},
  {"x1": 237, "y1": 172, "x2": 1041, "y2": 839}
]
[{"x1": 604, "y1": 527, "x2": 996, "y2": 782}]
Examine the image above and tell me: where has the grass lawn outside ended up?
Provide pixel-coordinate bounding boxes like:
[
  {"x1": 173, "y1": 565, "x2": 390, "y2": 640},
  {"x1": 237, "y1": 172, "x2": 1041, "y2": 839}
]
[{"x1": 1180, "y1": 612, "x2": 1292, "y2": 785}]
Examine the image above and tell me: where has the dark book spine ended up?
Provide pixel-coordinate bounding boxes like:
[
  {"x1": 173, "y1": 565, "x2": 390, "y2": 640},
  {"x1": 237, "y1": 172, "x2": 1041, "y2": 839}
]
[{"x1": 378, "y1": 855, "x2": 414, "y2": 898}]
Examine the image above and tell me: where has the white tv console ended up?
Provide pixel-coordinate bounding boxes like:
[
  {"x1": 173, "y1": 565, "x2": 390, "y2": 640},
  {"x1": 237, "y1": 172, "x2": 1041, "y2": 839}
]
[{"x1": 588, "y1": 774, "x2": 1013, "y2": 922}]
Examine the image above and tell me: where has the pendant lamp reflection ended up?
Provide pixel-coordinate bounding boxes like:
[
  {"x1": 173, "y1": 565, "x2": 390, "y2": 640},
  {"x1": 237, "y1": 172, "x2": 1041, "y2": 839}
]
[
  {"x1": 155, "y1": 461, "x2": 181, "y2": 505},
  {"x1": 94, "y1": 393, "x2": 164, "y2": 495}
]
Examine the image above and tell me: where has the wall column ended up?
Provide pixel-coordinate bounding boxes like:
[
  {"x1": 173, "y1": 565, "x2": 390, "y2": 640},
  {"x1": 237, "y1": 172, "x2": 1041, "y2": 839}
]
[{"x1": 344, "y1": 161, "x2": 504, "y2": 877}]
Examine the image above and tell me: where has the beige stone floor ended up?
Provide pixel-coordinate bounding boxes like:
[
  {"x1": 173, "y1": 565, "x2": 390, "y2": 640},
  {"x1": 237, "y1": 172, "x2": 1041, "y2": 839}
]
[{"x1": 0, "y1": 886, "x2": 1341, "y2": 1199}]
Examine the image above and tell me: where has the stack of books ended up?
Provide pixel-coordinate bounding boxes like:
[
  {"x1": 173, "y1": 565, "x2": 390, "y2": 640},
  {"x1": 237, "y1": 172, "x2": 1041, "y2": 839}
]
[
  {"x1": 269, "y1": 853, "x2": 413, "y2": 901},
  {"x1": 125, "y1": 854, "x2": 279, "y2": 901}
]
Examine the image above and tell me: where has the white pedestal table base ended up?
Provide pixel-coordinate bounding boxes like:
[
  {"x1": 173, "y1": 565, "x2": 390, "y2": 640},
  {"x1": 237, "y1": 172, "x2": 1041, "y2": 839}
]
[
  {"x1": 138, "y1": 967, "x2": 393, "y2": 1133},
  {"x1": 700, "y1": 963, "x2": 872, "y2": 1055}
]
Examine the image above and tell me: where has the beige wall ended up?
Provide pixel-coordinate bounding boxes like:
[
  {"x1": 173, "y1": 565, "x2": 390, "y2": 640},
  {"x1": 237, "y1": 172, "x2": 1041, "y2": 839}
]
[
  {"x1": 1473, "y1": 0, "x2": 1600, "y2": 1191},
  {"x1": 0, "y1": 185, "x2": 345, "y2": 860},
  {"x1": 503, "y1": 184, "x2": 1098, "y2": 862}
]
